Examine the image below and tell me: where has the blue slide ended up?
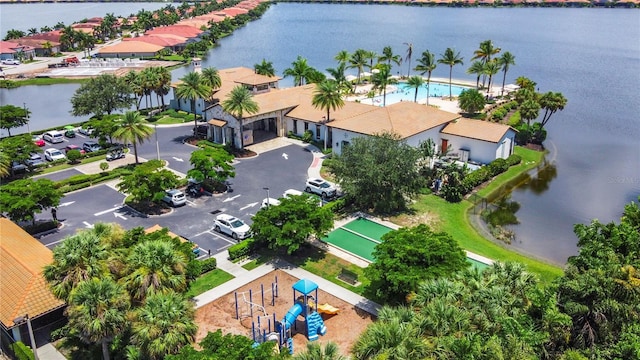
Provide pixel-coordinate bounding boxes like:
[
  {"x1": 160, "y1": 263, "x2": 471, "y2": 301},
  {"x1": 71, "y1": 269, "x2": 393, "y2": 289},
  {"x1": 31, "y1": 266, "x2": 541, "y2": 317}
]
[{"x1": 282, "y1": 302, "x2": 303, "y2": 331}]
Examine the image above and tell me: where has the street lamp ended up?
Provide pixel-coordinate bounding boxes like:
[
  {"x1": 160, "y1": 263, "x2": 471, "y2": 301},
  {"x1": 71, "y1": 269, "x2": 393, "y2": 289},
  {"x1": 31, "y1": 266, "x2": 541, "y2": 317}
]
[
  {"x1": 23, "y1": 102, "x2": 30, "y2": 134},
  {"x1": 13, "y1": 314, "x2": 39, "y2": 360},
  {"x1": 263, "y1": 187, "x2": 270, "y2": 208},
  {"x1": 322, "y1": 116, "x2": 327, "y2": 151},
  {"x1": 154, "y1": 123, "x2": 160, "y2": 160}
]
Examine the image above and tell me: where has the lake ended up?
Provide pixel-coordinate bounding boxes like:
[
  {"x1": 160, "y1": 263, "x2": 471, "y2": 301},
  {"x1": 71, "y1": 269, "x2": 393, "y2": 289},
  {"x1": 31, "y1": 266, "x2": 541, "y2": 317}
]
[{"x1": 1, "y1": 3, "x2": 639, "y2": 265}]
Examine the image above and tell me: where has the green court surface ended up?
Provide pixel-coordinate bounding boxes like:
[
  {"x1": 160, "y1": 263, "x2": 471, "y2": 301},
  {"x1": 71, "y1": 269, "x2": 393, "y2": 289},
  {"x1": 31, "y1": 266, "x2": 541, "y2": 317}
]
[
  {"x1": 341, "y1": 218, "x2": 394, "y2": 241},
  {"x1": 467, "y1": 257, "x2": 490, "y2": 271},
  {"x1": 322, "y1": 228, "x2": 378, "y2": 262}
]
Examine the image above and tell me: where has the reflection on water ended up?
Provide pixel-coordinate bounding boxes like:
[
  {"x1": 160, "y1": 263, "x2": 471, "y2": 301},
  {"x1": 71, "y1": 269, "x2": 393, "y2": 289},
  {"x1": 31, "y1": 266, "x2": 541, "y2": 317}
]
[{"x1": 518, "y1": 161, "x2": 558, "y2": 195}]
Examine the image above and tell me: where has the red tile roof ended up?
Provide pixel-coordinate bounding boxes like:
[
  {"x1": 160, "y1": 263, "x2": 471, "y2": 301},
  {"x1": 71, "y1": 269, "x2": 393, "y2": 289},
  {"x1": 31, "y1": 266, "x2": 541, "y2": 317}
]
[
  {"x1": 146, "y1": 25, "x2": 203, "y2": 38},
  {"x1": 0, "y1": 218, "x2": 65, "y2": 328}
]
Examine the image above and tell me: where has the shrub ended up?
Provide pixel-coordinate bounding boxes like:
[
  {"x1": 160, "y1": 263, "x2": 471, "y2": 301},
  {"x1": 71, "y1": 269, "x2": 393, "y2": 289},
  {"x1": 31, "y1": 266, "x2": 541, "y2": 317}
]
[
  {"x1": 24, "y1": 220, "x2": 58, "y2": 235},
  {"x1": 506, "y1": 154, "x2": 522, "y2": 167},
  {"x1": 49, "y1": 325, "x2": 69, "y2": 342},
  {"x1": 302, "y1": 130, "x2": 313, "y2": 143},
  {"x1": 200, "y1": 257, "x2": 217, "y2": 274},
  {"x1": 487, "y1": 158, "x2": 509, "y2": 177},
  {"x1": 11, "y1": 341, "x2": 34, "y2": 360},
  {"x1": 228, "y1": 239, "x2": 255, "y2": 261},
  {"x1": 99, "y1": 162, "x2": 109, "y2": 172},
  {"x1": 186, "y1": 260, "x2": 203, "y2": 280}
]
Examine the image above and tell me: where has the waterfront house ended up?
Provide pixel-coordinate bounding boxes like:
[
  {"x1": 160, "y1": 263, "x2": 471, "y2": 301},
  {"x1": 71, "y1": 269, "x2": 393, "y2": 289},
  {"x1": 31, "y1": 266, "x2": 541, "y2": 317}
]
[
  {"x1": 96, "y1": 41, "x2": 165, "y2": 58},
  {"x1": 0, "y1": 41, "x2": 35, "y2": 61}
]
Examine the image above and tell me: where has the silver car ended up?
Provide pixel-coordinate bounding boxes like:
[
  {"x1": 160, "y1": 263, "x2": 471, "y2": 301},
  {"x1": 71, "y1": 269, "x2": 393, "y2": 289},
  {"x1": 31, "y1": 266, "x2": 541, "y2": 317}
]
[
  {"x1": 162, "y1": 189, "x2": 186, "y2": 207},
  {"x1": 213, "y1": 214, "x2": 251, "y2": 240}
]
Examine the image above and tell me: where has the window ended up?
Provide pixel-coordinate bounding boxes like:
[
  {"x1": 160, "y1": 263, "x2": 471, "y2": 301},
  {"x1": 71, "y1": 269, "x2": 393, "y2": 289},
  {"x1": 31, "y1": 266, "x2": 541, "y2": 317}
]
[
  {"x1": 304, "y1": 122, "x2": 309, "y2": 131},
  {"x1": 293, "y1": 120, "x2": 298, "y2": 134},
  {"x1": 316, "y1": 124, "x2": 321, "y2": 140}
]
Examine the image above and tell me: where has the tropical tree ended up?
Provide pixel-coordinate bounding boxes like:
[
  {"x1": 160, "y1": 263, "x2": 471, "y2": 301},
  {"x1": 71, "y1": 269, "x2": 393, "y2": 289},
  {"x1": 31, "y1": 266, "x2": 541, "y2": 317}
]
[
  {"x1": 326, "y1": 62, "x2": 351, "y2": 94},
  {"x1": 484, "y1": 59, "x2": 501, "y2": 93},
  {"x1": 312, "y1": 80, "x2": 344, "y2": 150},
  {"x1": 130, "y1": 291, "x2": 197, "y2": 359},
  {"x1": 0, "y1": 104, "x2": 29, "y2": 136},
  {"x1": 0, "y1": 151, "x2": 10, "y2": 178},
  {"x1": 294, "y1": 342, "x2": 346, "y2": 360},
  {"x1": 332, "y1": 132, "x2": 423, "y2": 213},
  {"x1": 466, "y1": 60, "x2": 485, "y2": 90},
  {"x1": 251, "y1": 193, "x2": 334, "y2": 254},
  {"x1": 414, "y1": 50, "x2": 437, "y2": 105},
  {"x1": 538, "y1": 91, "x2": 568, "y2": 129},
  {"x1": 123, "y1": 240, "x2": 188, "y2": 301},
  {"x1": 112, "y1": 111, "x2": 154, "y2": 164},
  {"x1": 42, "y1": 41, "x2": 53, "y2": 56},
  {"x1": 3, "y1": 29, "x2": 26, "y2": 41},
  {"x1": 283, "y1": 56, "x2": 314, "y2": 86},
  {"x1": 458, "y1": 89, "x2": 486, "y2": 115},
  {"x1": 166, "y1": 329, "x2": 282, "y2": 359},
  {"x1": 371, "y1": 63, "x2": 397, "y2": 107},
  {"x1": 520, "y1": 98, "x2": 541, "y2": 127},
  {"x1": 254, "y1": 59, "x2": 276, "y2": 76},
  {"x1": 438, "y1": 48, "x2": 464, "y2": 100},
  {"x1": 403, "y1": 42, "x2": 413, "y2": 78},
  {"x1": 116, "y1": 159, "x2": 180, "y2": 206},
  {"x1": 40, "y1": 25, "x2": 52, "y2": 33},
  {"x1": 187, "y1": 145, "x2": 235, "y2": 185},
  {"x1": 364, "y1": 50, "x2": 378, "y2": 75},
  {"x1": 498, "y1": 51, "x2": 516, "y2": 96},
  {"x1": 472, "y1": 40, "x2": 501, "y2": 88},
  {"x1": 124, "y1": 70, "x2": 145, "y2": 110},
  {"x1": 175, "y1": 71, "x2": 212, "y2": 135},
  {"x1": 66, "y1": 278, "x2": 130, "y2": 360},
  {"x1": 0, "y1": 178, "x2": 62, "y2": 225},
  {"x1": 27, "y1": 28, "x2": 38, "y2": 35},
  {"x1": 70, "y1": 74, "x2": 134, "y2": 117},
  {"x1": 221, "y1": 85, "x2": 259, "y2": 149},
  {"x1": 201, "y1": 66, "x2": 222, "y2": 98},
  {"x1": 406, "y1": 75, "x2": 424, "y2": 103},
  {"x1": 348, "y1": 49, "x2": 368, "y2": 87},
  {"x1": 379, "y1": 45, "x2": 402, "y2": 68},
  {"x1": 43, "y1": 230, "x2": 110, "y2": 301},
  {"x1": 365, "y1": 224, "x2": 468, "y2": 304},
  {"x1": 334, "y1": 50, "x2": 350, "y2": 65}
]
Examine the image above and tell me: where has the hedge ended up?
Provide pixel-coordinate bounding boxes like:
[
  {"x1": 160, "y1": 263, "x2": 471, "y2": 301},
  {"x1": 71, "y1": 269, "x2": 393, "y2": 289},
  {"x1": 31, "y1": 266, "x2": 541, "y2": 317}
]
[
  {"x1": 458, "y1": 154, "x2": 523, "y2": 197},
  {"x1": 11, "y1": 341, "x2": 35, "y2": 360},
  {"x1": 228, "y1": 239, "x2": 255, "y2": 261},
  {"x1": 200, "y1": 257, "x2": 218, "y2": 274}
]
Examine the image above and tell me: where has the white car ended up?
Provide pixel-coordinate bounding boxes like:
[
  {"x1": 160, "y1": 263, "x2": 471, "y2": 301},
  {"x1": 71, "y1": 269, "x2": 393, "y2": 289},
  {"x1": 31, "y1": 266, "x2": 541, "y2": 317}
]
[
  {"x1": 213, "y1": 214, "x2": 251, "y2": 240},
  {"x1": 305, "y1": 178, "x2": 337, "y2": 198},
  {"x1": 44, "y1": 148, "x2": 66, "y2": 162},
  {"x1": 161, "y1": 189, "x2": 186, "y2": 207},
  {"x1": 1, "y1": 59, "x2": 20, "y2": 65},
  {"x1": 261, "y1": 197, "x2": 281, "y2": 208}
]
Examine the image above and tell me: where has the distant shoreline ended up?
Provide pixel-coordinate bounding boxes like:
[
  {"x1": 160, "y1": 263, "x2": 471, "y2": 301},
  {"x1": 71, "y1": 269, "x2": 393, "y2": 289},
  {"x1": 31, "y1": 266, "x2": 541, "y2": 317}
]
[{"x1": 0, "y1": 0, "x2": 637, "y2": 8}]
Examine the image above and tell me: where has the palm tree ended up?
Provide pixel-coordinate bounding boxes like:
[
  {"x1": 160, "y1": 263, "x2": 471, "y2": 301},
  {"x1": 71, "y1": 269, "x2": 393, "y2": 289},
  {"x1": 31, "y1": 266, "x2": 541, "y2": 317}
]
[
  {"x1": 293, "y1": 342, "x2": 347, "y2": 360},
  {"x1": 42, "y1": 41, "x2": 53, "y2": 56},
  {"x1": 520, "y1": 99, "x2": 541, "y2": 127},
  {"x1": 222, "y1": 85, "x2": 259, "y2": 149},
  {"x1": 466, "y1": 61, "x2": 485, "y2": 90},
  {"x1": 472, "y1": 40, "x2": 501, "y2": 88},
  {"x1": 201, "y1": 66, "x2": 222, "y2": 102},
  {"x1": 123, "y1": 240, "x2": 188, "y2": 301},
  {"x1": 414, "y1": 50, "x2": 437, "y2": 105},
  {"x1": 0, "y1": 151, "x2": 10, "y2": 178},
  {"x1": 498, "y1": 51, "x2": 516, "y2": 96},
  {"x1": 403, "y1": 42, "x2": 413, "y2": 78},
  {"x1": 538, "y1": 92, "x2": 567, "y2": 129},
  {"x1": 379, "y1": 45, "x2": 402, "y2": 68},
  {"x1": 27, "y1": 28, "x2": 38, "y2": 35},
  {"x1": 283, "y1": 56, "x2": 313, "y2": 86},
  {"x1": 153, "y1": 66, "x2": 172, "y2": 110},
  {"x1": 364, "y1": 50, "x2": 378, "y2": 75},
  {"x1": 254, "y1": 59, "x2": 275, "y2": 76},
  {"x1": 43, "y1": 230, "x2": 110, "y2": 301},
  {"x1": 67, "y1": 278, "x2": 130, "y2": 360},
  {"x1": 326, "y1": 62, "x2": 351, "y2": 94},
  {"x1": 130, "y1": 291, "x2": 197, "y2": 360},
  {"x1": 124, "y1": 71, "x2": 144, "y2": 110},
  {"x1": 334, "y1": 50, "x2": 350, "y2": 66},
  {"x1": 438, "y1": 48, "x2": 464, "y2": 100},
  {"x1": 348, "y1": 49, "x2": 368, "y2": 87},
  {"x1": 40, "y1": 25, "x2": 52, "y2": 33},
  {"x1": 371, "y1": 63, "x2": 397, "y2": 107},
  {"x1": 112, "y1": 111, "x2": 154, "y2": 164},
  {"x1": 175, "y1": 71, "x2": 212, "y2": 134},
  {"x1": 312, "y1": 80, "x2": 344, "y2": 151},
  {"x1": 484, "y1": 59, "x2": 501, "y2": 94},
  {"x1": 406, "y1": 75, "x2": 424, "y2": 103}
]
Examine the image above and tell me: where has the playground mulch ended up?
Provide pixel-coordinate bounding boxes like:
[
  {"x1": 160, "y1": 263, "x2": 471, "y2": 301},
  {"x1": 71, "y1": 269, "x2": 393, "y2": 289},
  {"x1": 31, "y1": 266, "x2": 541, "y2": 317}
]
[{"x1": 194, "y1": 269, "x2": 375, "y2": 356}]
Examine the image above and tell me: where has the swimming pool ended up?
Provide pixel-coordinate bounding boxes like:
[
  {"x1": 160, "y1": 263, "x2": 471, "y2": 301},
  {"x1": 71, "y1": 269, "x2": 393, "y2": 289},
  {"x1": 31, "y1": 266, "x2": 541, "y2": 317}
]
[{"x1": 359, "y1": 81, "x2": 470, "y2": 106}]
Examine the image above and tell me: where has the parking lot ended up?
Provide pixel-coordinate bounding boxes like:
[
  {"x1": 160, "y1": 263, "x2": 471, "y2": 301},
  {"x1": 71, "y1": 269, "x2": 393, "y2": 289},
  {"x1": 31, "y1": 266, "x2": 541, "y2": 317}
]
[{"x1": 33, "y1": 126, "x2": 320, "y2": 256}]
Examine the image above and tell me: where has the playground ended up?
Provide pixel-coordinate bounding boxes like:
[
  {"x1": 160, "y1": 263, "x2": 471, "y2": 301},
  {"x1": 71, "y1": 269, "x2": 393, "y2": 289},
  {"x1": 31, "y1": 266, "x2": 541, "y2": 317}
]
[{"x1": 194, "y1": 270, "x2": 375, "y2": 356}]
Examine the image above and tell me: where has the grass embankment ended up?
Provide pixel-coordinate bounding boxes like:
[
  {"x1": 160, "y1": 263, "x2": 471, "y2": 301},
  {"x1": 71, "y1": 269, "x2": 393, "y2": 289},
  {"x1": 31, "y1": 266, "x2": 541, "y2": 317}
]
[
  {"x1": 1, "y1": 78, "x2": 89, "y2": 88},
  {"x1": 185, "y1": 269, "x2": 235, "y2": 298},
  {"x1": 393, "y1": 147, "x2": 563, "y2": 284}
]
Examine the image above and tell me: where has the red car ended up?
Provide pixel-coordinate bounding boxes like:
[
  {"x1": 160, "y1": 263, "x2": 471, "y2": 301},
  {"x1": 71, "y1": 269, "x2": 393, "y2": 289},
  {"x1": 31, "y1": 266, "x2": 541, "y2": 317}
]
[
  {"x1": 64, "y1": 144, "x2": 86, "y2": 155},
  {"x1": 32, "y1": 135, "x2": 45, "y2": 147}
]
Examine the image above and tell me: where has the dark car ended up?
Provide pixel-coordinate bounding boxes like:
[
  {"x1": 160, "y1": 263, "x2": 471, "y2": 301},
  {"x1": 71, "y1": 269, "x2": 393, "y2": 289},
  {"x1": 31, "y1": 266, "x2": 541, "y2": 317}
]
[
  {"x1": 64, "y1": 129, "x2": 76, "y2": 138},
  {"x1": 24, "y1": 153, "x2": 45, "y2": 168},
  {"x1": 82, "y1": 141, "x2": 101, "y2": 153},
  {"x1": 11, "y1": 161, "x2": 28, "y2": 173}
]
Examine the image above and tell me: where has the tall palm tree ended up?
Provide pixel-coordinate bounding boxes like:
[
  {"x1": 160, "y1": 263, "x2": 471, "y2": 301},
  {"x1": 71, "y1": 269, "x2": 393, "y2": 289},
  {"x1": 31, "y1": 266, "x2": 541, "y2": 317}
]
[
  {"x1": 112, "y1": 111, "x2": 154, "y2": 164},
  {"x1": 379, "y1": 45, "x2": 402, "y2": 68},
  {"x1": 312, "y1": 80, "x2": 344, "y2": 151},
  {"x1": 154, "y1": 66, "x2": 172, "y2": 110},
  {"x1": 371, "y1": 63, "x2": 397, "y2": 107},
  {"x1": 348, "y1": 49, "x2": 368, "y2": 87},
  {"x1": 43, "y1": 230, "x2": 110, "y2": 301},
  {"x1": 472, "y1": 40, "x2": 501, "y2": 88},
  {"x1": 438, "y1": 48, "x2": 464, "y2": 100},
  {"x1": 466, "y1": 61, "x2": 485, "y2": 90},
  {"x1": 201, "y1": 66, "x2": 222, "y2": 102},
  {"x1": 42, "y1": 41, "x2": 53, "y2": 56},
  {"x1": 123, "y1": 240, "x2": 188, "y2": 301},
  {"x1": 406, "y1": 75, "x2": 424, "y2": 103},
  {"x1": 539, "y1": 92, "x2": 567, "y2": 129},
  {"x1": 498, "y1": 51, "x2": 516, "y2": 96},
  {"x1": 365, "y1": 50, "x2": 378, "y2": 76},
  {"x1": 67, "y1": 278, "x2": 130, "y2": 360},
  {"x1": 484, "y1": 60, "x2": 501, "y2": 94},
  {"x1": 283, "y1": 56, "x2": 313, "y2": 86},
  {"x1": 175, "y1": 71, "x2": 212, "y2": 134},
  {"x1": 334, "y1": 50, "x2": 350, "y2": 65},
  {"x1": 222, "y1": 85, "x2": 259, "y2": 149},
  {"x1": 293, "y1": 342, "x2": 347, "y2": 360},
  {"x1": 414, "y1": 50, "x2": 437, "y2": 105},
  {"x1": 124, "y1": 71, "x2": 144, "y2": 111},
  {"x1": 326, "y1": 62, "x2": 351, "y2": 94},
  {"x1": 254, "y1": 59, "x2": 275, "y2": 76},
  {"x1": 403, "y1": 42, "x2": 413, "y2": 78},
  {"x1": 130, "y1": 291, "x2": 197, "y2": 360}
]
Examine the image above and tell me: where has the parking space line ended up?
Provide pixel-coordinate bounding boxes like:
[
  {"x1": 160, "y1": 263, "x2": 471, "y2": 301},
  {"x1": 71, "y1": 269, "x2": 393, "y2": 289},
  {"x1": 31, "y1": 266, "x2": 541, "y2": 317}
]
[
  {"x1": 94, "y1": 206, "x2": 121, "y2": 216},
  {"x1": 217, "y1": 244, "x2": 232, "y2": 252},
  {"x1": 45, "y1": 238, "x2": 67, "y2": 247}
]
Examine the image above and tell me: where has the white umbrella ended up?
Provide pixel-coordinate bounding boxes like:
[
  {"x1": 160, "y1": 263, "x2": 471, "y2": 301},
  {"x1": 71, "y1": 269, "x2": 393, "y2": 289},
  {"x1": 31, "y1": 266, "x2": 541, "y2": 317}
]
[{"x1": 345, "y1": 75, "x2": 357, "y2": 82}]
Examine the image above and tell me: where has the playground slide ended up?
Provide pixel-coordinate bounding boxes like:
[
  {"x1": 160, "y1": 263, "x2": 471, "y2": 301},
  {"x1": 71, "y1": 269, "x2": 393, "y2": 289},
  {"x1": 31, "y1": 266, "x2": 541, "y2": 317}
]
[
  {"x1": 282, "y1": 302, "x2": 303, "y2": 331},
  {"x1": 316, "y1": 303, "x2": 340, "y2": 315}
]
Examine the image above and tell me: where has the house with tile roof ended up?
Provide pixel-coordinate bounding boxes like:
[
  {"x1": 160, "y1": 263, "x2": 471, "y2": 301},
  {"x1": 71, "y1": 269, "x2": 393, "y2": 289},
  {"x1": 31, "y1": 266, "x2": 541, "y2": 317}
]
[
  {"x1": 97, "y1": 41, "x2": 165, "y2": 58},
  {"x1": 0, "y1": 218, "x2": 65, "y2": 352},
  {"x1": 0, "y1": 41, "x2": 35, "y2": 61},
  {"x1": 172, "y1": 63, "x2": 516, "y2": 163}
]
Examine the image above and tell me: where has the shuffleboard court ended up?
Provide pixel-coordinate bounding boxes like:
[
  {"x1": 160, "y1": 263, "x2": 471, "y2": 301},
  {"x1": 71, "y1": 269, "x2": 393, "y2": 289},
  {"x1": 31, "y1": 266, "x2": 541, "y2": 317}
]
[
  {"x1": 341, "y1": 218, "x2": 394, "y2": 241},
  {"x1": 322, "y1": 228, "x2": 378, "y2": 262}
]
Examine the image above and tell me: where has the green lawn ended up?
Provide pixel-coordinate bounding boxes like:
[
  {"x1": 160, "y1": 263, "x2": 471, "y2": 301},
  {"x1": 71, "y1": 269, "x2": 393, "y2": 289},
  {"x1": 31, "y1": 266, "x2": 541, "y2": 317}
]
[{"x1": 185, "y1": 269, "x2": 234, "y2": 298}]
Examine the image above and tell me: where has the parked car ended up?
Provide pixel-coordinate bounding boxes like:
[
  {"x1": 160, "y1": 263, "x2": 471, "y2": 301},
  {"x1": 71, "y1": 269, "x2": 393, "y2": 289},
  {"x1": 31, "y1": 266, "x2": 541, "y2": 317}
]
[
  {"x1": 42, "y1": 131, "x2": 64, "y2": 144},
  {"x1": 261, "y1": 197, "x2": 281, "y2": 208},
  {"x1": 304, "y1": 178, "x2": 337, "y2": 198},
  {"x1": 161, "y1": 189, "x2": 186, "y2": 207},
  {"x1": 78, "y1": 126, "x2": 94, "y2": 136},
  {"x1": 82, "y1": 141, "x2": 101, "y2": 153},
  {"x1": 283, "y1": 189, "x2": 304, "y2": 198},
  {"x1": 44, "y1": 148, "x2": 66, "y2": 162},
  {"x1": 1, "y1": 59, "x2": 20, "y2": 65},
  {"x1": 213, "y1": 214, "x2": 251, "y2": 240},
  {"x1": 64, "y1": 128, "x2": 76, "y2": 138},
  {"x1": 64, "y1": 144, "x2": 85, "y2": 155},
  {"x1": 11, "y1": 161, "x2": 27, "y2": 173},
  {"x1": 106, "y1": 146, "x2": 125, "y2": 161},
  {"x1": 32, "y1": 135, "x2": 45, "y2": 147},
  {"x1": 24, "y1": 153, "x2": 45, "y2": 168}
]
